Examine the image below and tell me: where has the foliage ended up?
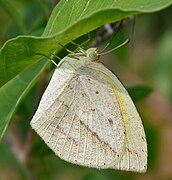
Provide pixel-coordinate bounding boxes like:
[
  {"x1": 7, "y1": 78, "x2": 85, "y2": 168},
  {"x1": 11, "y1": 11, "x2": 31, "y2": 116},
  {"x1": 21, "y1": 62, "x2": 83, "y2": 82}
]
[{"x1": 0, "y1": 0, "x2": 172, "y2": 179}]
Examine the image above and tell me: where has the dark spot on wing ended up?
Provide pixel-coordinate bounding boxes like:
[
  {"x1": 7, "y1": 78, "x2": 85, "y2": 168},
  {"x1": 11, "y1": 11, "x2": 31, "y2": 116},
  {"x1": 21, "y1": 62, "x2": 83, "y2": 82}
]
[
  {"x1": 108, "y1": 118, "x2": 113, "y2": 126},
  {"x1": 95, "y1": 91, "x2": 99, "y2": 94},
  {"x1": 135, "y1": 152, "x2": 138, "y2": 156},
  {"x1": 82, "y1": 93, "x2": 86, "y2": 97},
  {"x1": 127, "y1": 148, "x2": 132, "y2": 154},
  {"x1": 89, "y1": 108, "x2": 95, "y2": 111},
  {"x1": 64, "y1": 103, "x2": 69, "y2": 108},
  {"x1": 67, "y1": 84, "x2": 73, "y2": 89}
]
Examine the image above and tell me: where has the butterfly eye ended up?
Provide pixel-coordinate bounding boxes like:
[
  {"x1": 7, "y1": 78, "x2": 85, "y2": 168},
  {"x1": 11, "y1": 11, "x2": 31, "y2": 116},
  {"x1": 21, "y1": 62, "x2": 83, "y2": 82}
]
[{"x1": 86, "y1": 48, "x2": 99, "y2": 61}]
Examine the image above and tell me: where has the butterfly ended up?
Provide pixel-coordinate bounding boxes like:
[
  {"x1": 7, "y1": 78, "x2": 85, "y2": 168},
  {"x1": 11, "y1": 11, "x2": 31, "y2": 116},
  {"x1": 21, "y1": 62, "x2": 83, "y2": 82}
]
[{"x1": 31, "y1": 46, "x2": 147, "y2": 172}]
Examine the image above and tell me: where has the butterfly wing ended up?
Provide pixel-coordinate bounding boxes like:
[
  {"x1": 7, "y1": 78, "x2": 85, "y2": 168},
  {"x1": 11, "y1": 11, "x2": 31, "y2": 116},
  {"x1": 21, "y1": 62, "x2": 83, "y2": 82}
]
[
  {"x1": 31, "y1": 63, "x2": 126, "y2": 169},
  {"x1": 88, "y1": 62, "x2": 147, "y2": 172}
]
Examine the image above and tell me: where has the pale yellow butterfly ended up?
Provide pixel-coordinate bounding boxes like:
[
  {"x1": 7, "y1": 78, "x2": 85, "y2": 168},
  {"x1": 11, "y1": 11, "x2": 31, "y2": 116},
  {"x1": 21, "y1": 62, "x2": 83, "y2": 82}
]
[{"x1": 30, "y1": 44, "x2": 147, "y2": 172}]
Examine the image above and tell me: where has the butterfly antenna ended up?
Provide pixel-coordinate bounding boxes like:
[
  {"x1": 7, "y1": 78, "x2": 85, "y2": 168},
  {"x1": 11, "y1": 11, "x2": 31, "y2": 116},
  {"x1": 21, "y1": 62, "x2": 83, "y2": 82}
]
[
  {"x1": 99, "y1": 39, "x2": 129, "y2": 56},
  {"x1": 99, "y1": 20, "x2": 123, "y2": 53}
]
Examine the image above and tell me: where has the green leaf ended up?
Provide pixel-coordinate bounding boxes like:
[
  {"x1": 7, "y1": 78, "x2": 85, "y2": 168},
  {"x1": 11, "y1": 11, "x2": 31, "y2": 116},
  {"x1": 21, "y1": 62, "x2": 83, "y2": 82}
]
[
  {"x1": 0, "y1": 60, "x2": 47, "y2": 140},
  {"x1": 1, "y1": 0, "x2": 172, "y2": 87},
  {"x1": 126, "y1": 85, "x2": 152, "y2": 101},
  {"x1": 43, "y1": 0, "x2": 172, "y2": 36},
  {"x1": 0, "y1": 0, "x2": 171, "y2": 139},
  {"x1": 0, "y1": 0, "x2": 28, "y2": 34}
]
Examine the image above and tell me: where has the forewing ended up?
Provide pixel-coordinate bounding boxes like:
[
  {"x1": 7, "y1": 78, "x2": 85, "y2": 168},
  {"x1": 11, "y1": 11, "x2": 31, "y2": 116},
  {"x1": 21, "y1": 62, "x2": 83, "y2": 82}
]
[
  {"x1": 31, "y1": 65, "x2": 126, "y2": 169},
  {"x1": 75, "y1": 71, "x2": 126, "y2": 168},
  {"x1": 88, "y1": 62, "x2": 147, "y2": 172},
  {"x1": 30, "y1": 67, "x2": 74, "y2": 123}
]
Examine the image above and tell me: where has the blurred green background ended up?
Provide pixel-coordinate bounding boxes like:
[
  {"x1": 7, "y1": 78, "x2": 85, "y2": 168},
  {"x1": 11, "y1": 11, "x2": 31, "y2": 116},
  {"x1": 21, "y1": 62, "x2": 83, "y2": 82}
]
[{"x1": 0, "y1": 0, "x2": 172, "y2": 179}]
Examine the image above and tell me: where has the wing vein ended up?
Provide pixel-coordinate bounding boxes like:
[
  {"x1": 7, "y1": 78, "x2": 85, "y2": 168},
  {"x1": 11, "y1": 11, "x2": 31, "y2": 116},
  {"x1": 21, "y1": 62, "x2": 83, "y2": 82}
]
[
  {"x1": 79, "y1": 78, "x2": 107, "y2": 165},
  {"x1": 50, "y1": 78, "x2": 78, "y2": 149}
]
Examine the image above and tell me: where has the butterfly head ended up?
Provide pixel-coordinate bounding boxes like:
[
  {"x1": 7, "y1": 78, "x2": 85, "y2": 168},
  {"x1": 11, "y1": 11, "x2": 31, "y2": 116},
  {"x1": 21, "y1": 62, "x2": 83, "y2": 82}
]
[{"x1": 86, "y1": 48, "x2": 99, "y2": 62}]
